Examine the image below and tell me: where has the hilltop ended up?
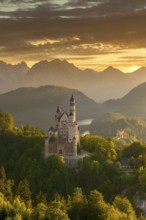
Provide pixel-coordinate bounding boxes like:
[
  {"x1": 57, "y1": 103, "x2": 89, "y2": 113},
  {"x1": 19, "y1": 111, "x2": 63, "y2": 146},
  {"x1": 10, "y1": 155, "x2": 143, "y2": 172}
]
[{"x1": 0, "y1": 85, "x2": 99, "y2": 130}]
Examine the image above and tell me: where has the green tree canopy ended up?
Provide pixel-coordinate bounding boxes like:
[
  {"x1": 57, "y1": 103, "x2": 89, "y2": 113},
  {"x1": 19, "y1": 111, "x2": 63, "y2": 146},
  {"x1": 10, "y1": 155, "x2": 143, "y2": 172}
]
[{"x1": 0, "y1": 111, "x2": 14, "y2": 132}]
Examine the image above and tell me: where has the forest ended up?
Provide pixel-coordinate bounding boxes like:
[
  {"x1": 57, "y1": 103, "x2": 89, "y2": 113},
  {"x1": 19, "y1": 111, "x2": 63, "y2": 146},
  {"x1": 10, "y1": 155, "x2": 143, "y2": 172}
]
[{"x1": 1, "y1": 110, "x2": 146, "y2": 219}]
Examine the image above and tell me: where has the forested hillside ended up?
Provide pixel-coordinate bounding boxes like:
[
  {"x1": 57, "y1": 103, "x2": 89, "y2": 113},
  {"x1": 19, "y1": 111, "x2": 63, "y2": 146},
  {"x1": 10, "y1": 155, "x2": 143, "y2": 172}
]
[
  {"x1": 90, "y1": 112, "x2": 146, "y2": 142},
  {"x1": 1, "y1": 111, "x2": 146, "y2": 219}
]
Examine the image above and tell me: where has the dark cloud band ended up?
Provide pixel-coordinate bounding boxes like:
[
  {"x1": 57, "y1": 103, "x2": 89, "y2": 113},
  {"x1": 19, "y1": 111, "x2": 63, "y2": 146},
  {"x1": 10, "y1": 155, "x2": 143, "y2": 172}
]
[{"x1": 0, "y1": 0, "x2": 146, "y2": 68}]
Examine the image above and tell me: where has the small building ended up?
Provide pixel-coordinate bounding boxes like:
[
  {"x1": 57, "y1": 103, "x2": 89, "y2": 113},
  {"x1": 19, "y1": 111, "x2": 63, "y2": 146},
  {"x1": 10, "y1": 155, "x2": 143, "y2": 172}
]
[{"x1": 44, "y1": 95, "x2": 84, "y2": 167}]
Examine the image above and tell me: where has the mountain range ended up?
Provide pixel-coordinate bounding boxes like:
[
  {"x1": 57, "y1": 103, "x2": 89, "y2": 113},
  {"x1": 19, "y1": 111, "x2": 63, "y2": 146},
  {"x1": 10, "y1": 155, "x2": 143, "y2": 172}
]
[
  {"x1": 100, "y1": 82, "x2": 146, "y2": 118},
  {"x1": 0, "y1": 82, "x2": 146, "y2": 132},
  {"x1": 1, "y1": 59, "x2": 146, "y2": 102}
]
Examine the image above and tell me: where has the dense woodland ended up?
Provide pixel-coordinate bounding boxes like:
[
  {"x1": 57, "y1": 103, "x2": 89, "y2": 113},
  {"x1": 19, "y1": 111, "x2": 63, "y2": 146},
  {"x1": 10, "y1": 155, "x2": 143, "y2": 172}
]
[{"x1": 1, "y1": 111, "x2": 146, "y2": 219}]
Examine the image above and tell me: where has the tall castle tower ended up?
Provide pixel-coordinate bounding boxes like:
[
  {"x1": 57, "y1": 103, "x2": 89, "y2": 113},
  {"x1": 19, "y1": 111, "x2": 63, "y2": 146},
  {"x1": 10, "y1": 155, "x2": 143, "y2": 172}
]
[
  {"x1": 69, "y1": 94, "x2": 76, "y2": 122},
  {"x1": 44, "y1": 95, "x2": 81, "y2": 167}
]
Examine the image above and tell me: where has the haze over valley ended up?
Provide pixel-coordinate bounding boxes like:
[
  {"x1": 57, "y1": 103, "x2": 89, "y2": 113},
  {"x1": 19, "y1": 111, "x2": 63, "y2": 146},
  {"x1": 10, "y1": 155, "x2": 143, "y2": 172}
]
[{"x1": 0, "y1": 80, "x2": 146, "y2": 135}]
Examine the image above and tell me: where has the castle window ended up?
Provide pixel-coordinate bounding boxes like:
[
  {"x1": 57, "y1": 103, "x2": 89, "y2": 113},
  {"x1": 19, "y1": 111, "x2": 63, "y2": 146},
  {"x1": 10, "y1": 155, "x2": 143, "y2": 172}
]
[{"x1": 59, "y1": 149, "x2": 63, "y2": 154}]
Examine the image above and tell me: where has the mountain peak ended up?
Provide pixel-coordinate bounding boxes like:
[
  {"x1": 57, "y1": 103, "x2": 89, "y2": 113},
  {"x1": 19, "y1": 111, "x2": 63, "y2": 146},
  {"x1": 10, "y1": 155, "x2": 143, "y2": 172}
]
[
  {"x1": 17, "y1": 61, "x2": 29, "y2": 69},
  {"x1": 50, "y1": 58, "x2": 61, "y2": 64},
  {"x1": 105, "y1": 66, "x2": 115, "y2": 71},
  {"x1": 103, "y1": 66, "x2": 124, "y2": 75},
  {"x1": 49, "y1": 59, "x2": 71, "y2": 66},
  {"x1": 131, "y1": 66, "x2": 146, "y2": 74},
  {"x1": 31, "y1": 60, "x2": 49, "y2": 69},
  {"x1": 38, "y1": 60, "x2": 49, "y2": 64},
  {"x1": 0, "y1": 60, "x2": 6, "y2": 65}
]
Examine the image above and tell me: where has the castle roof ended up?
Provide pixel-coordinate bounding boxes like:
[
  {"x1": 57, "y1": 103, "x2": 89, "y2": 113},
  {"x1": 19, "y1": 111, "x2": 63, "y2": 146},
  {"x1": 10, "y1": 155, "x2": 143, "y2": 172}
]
[
  {"x1": 56, "y1": 106, "x2": 61, "y2": 113},
  {"x1": 70, "y1": 94, "x2": 75, "y2": 102},
  {"x1": 58, "y1": 111, "x2": 68, "y2": 120},
  {"x1": 48, "y1": 126, "x2": 55, "y2": 131},
  {"x1": 48, "y1": 126, "x2": 57, "y2": 133}
]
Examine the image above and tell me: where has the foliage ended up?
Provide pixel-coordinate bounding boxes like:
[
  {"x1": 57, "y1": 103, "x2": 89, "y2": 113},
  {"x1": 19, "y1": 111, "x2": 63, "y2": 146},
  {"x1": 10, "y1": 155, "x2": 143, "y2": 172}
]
[
  {"x1": 1, "y1": 112, "x2": 146, "y2": 219},
  {"x1": 0, "y1": 184, "x2": 139, "y2": 220},
  {"x1": 49, "y1": 134, "x2": 57, "y2": 143},
  {"x1": 123, "y1": 142, "x2": 146, "y2": 158},
  {"x1": 80, "y1": 134, "x2": 117, "y2": 162},
  {"x1": 0, "y1": 111, "x2": 14, "y2": 133},
  {"x1": 90, "y1": 112, "x2": 146, "y2": 142}
]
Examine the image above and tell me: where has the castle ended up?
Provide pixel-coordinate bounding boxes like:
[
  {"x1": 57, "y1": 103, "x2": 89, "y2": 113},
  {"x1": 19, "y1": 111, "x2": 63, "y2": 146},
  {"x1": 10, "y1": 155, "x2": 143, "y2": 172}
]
[{"x1": 44, "y1": 95, "x2": 83, "y2": 167}]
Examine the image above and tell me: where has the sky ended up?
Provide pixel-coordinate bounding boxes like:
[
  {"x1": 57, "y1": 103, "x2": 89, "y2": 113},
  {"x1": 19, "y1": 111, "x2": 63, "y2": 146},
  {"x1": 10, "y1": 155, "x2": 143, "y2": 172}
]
[{"x1": 0, "y1": 0, "x2": 146, "y2": 72}]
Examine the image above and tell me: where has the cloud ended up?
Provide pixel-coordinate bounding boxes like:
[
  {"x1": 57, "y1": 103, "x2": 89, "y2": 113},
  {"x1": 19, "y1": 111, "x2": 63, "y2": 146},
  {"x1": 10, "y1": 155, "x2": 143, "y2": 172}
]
[
  {"x1": 0, "y1": 0, "x2": 146, "y2": 69},
  {"x1": 119, "y1": 56, "x2": 146, "y2": 63},
  {"x1": 1, "y1": 10, "x2": 146, "y2": 47}
]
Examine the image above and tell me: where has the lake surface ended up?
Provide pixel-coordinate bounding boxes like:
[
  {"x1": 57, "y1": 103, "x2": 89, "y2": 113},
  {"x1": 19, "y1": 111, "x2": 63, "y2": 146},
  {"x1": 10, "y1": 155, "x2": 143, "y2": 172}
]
[
  {"x1": 78, "y1": 118, "x2": 94, "y2": 126},
  {"x1": 78, "y1": 118, "x2": 94, "y2": 135}
]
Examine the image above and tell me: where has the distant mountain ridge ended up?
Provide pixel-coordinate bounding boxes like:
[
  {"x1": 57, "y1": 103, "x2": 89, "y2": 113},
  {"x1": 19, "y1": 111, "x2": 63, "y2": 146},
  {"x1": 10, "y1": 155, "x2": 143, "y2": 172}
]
[
  {"x1": 1, "y1": 59, "x2": 146, "y2": 102},
  {"x1": 97, "y1": 82, "x2": 146, "y2": 118},
  {"x1": 0, "y1": 85, "x2": 99, "y2": 130},
  {"x1": 0, "y1": 82, "x2": 146, "y2": 132}
]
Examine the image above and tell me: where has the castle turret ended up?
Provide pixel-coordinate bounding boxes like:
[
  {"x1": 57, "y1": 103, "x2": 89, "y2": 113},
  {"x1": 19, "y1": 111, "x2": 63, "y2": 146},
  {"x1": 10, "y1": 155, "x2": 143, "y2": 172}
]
[
  {"x1": 73, "y1": 137, "x2": 77, "y2": 157},
  {"x1": 55, "y1": 106, "x2": 61, "y2": 121},
  {"x1": 55, "y1": 106, "x2": 62, "y2": 128},
  {"x1": 69, "y1": 94, "x2": 76, "y2": 122},
  {"x1": 44, "y1": 95, "x2": 83, "y2": 167}
]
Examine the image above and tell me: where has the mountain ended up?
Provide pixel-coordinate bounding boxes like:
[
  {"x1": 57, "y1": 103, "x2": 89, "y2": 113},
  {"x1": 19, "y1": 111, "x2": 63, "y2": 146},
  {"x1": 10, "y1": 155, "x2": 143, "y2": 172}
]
[
  {"x1": 1, "y1": 59, "x2": 146, "y2": 102},
  {"x1": 9, "y1": 59, "x2": 82, "y2": 89},
  {"x1": 0, "y1": 85, "x2": 99, "y2": 131},
  {"x1": 92, "y1": 66, "x2": 135, "y2": 102},
  {"x1": 128, "y1": 67, "x2": 146, "y2": 82},
  {"x1": 97, "y1": 82, "x2": 146, "y2": 118},
  {"x1": 0, "y1": 61, "x2": 29, "y2": 93},
  {"x1": 8, "y1": 59, "x2": 138, "y2": 102},
  {"x1": 89, "y1": 112, "x2": 146, "y2": 141}
]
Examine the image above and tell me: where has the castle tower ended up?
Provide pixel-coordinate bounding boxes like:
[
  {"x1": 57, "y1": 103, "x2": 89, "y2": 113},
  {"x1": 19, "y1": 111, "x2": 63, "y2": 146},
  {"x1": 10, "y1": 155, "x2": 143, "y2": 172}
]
[
  {"x1": 44, "y1": 94, "x2": 84, "y2": 167},
  {"x1": 73, "y1": 137, "x2": 77, "y2": 157},
  {"x1": 68, "y1": 94, "x2": 79, "y2": 144},
  {"x1": 55, "y1": 106, "x2": 61, "y2": 124},
  {"x1": 69, "y1": 94, "x2": 76, "y2": 122}
]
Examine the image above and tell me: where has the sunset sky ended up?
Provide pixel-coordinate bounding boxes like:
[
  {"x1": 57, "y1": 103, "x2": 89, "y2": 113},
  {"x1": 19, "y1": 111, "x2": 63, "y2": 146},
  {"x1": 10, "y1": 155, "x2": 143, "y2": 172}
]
[{"x1": 0, "y1": 0, "x2": 146, "y2": 72}]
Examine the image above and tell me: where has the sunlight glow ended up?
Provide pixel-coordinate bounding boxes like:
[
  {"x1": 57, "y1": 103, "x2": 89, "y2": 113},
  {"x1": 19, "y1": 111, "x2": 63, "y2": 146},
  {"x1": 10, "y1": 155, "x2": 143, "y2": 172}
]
[
  {"x1": 126, "y1": 66, "x2": 140, "y2": 73},
  {"x1": 30, "y1": 39, "x2": 60, "y2": 46}
]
